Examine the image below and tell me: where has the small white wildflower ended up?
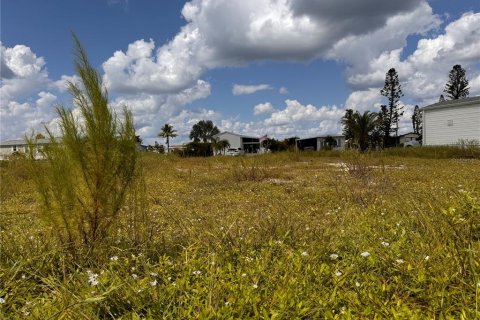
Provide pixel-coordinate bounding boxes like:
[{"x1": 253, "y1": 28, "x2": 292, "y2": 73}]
[
  {"x1": 424, "y1": 256, "x2": 430, "y2": 261},
  {"x1": 380, "y1": 212, "x2": 385, "y2": 216},
  {"x1": 225, "y1": 301, "x2": 229, "y2": 306},
  {"x1": 0, "y1": 297, "x2": 5, "y2": 304},
  {"x1": 167, "y1": 277, "x2": 172, "y2": 281},
  {"x1": 301, "y1": 251, "x2": 308, "y2": 256},
  {"x1": 87, "y1": 271, "x2": 99, "y2": 286},
  {"x1": 477, "y1": 282, "x2": 480, "y2": 288},
  {"x1": 355, "y1": 281, "x2": 361, "y2": 287},
  {"x1": 21, "y1": 274, "x2": 26, "y2": 279},
  {"x1": 172, "y1": 282, "x2": 176, "y2": 286},
  {"x1": 330, "y1": 254, "x2": 339, "y2": 260},
  {"x1": 381, "y1": 241, "x2": 389, "y2": 247},
  {"x1": 360, "y1": 251, "x2": 370, "y2": 257},
  {"x1": 110, "y1": 256, "x2": 118, "y2": 261},
  {"x1": 150, "y1": 272, "x2": 157, "y2": 277},
  {"x1": 252, "y1": 284, "x2": 258, "y2": 289},
  {"x1": 149, "y1": 279, "x2": 157, "y2": 286},
  {"x1": 192, "y1": 270, "x2": 201, "y2": 275},
  {"x1": 341, "y1": 229, "x2": 345, "y2": 233},
  {"x1": 335, "y1": 271, "x2": 343, "y2": 277},
  {"x1": 305, "y1": 227, "x2": 310, "y2": 231},
  {"x1": 242, "y1": 273, "x2": 247, "y2": 277},
  {"x1": 396, "y1": 259, "x2": 404, "y2": 264},
  {"x1": 132, "y1": 273, "x2": 138, "y2": 279}
]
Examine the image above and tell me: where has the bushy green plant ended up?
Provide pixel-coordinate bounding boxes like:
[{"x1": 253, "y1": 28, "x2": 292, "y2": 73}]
[{"x1": 27, "y1": 35, "x2": 144, "y2": 255}]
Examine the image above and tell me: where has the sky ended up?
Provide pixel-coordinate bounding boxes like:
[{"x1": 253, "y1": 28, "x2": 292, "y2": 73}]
[{"x1": 1, "y1": 0, "x2": 479, "y2": 145}]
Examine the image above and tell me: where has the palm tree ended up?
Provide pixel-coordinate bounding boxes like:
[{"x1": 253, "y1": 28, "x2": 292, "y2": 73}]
[
  {"x1": 341, "y1": 110, "x2": 378, "y2": 152},
  {"x1": 158, "y1": 124, "x2": 177, "y2": 153},
  {"x1": 217, "y1": 139, "x2": 230, "y2": 155},
  {"x1": 211, "y1": 138, "x2": 230, "y2": 155}
]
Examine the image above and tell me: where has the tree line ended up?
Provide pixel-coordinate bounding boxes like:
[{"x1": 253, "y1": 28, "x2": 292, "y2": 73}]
[{"x1": 342, "y1": 64, "x2": 470, "y2": 152}]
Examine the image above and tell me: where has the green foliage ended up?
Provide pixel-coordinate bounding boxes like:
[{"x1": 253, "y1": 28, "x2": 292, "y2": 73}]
[
  {"x1": 444, "y1": 64, "x2": 469, "y2": 100},
  {"x1": 380, "y1": 68, "x2": 404, "y2": 142},
  {"x1": 183, "y1": 141, "x2": 213, "y2": 157},
  {"x1": 212, "y1": 138, "x2": 230, "y2": 155},
  {"x1": 158, "y1": 123, "x2": 177, "y2": 152},
  {"x1": 341, "y1": 110, "x2": 378, "y2": 152},
  {"x1": 189, "y1": 120, "x2": 220, "y2": 143},
  {"x1": 26, "y1": 35, "x2": 144, "y2": 255}
]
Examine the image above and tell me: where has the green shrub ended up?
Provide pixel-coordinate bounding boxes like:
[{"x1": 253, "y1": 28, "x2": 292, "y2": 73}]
[{"x1": 27, "y1": 36, "x2": 145, "y2": 256}]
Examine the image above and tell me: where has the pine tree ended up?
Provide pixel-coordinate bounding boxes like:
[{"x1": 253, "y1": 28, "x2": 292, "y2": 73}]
[
  {"x1": 444, "y1": 65, "x2": 469, "y2": 100},
  {"x1": 411, "y1": 105, "x2": 422, "y2": 135},
  {"x1": 380, "y1": 68, "x2": 404, "y2": 146},
  {"x1": 439, "y1": 94, "x2": 445, "y2": 102}
]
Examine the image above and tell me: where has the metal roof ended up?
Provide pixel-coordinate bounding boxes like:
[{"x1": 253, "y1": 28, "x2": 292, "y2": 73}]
[
  {"x1": 421, "y1": 96, "x2": 480, "y2": 111},
  {"x1": 0, "y1": 138, "x2": 52, "y2": 146},
  {"x1": 213, "y1": 131, "x2": 260, "y2": 140}
]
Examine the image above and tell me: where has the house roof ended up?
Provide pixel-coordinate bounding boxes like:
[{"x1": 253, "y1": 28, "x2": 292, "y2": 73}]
[
  {"x1": 421, "y1": 96, "x2": 480, "y2": 112},
  {"x1": 213, "y1": 131, "x2": 260, "y2": 139},
  {"x1": 398, "y1": 132, "x2": 419, "y2": 138},
  {"x1": 0, "y1": 138, "x2": 51, "y2": 146}
]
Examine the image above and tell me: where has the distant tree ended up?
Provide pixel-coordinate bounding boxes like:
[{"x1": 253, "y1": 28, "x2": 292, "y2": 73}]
[
  {"x1": 185, "y1": 141, "x2": 213, "y2": 157},
  {"x1": 439, "y1": 94, "x2": 445, "y2": 102},
  {"x1": 380, "y1": 68, "x2": 404, "y2": 146},
  {"x1": 444, "y1": 64, "x2": 469, "y2": 100},
  {"x1": 154, "y1": 141, "x2": 165, "y2": 154},
  {"x1": 158, "y1": 123, "x2": 177, "y2": 153},
  {"x1": 212, "y1": 138, "x2": 230, "y2": 155},
  {"x1": 264, "y1": 138, "x2": 287, "y2": 152},
  {"x1": 189, "y1": 120, "x2": 220, "y2": 143},
  {"x1": 135, "y1": 135, "x2": 142, "y2": 144},
  {"x1": 341, "y1": 109, "x2": 354, "y2": 141},
  {"x1": 342, "y1": 110, "x2": 378, "y2": 152},
  {"x1": 35, "y1": 133, "x2": 46, "y2": 140},
  {"x1": 324, "y1": 135, "x2": 337, "y2": 150},
  {"x1": 283, "y1": 136, "x2": 299, "y2": 147},
  {"x1": 412, "y1": 105, "x2": 422, "y2": 135}
]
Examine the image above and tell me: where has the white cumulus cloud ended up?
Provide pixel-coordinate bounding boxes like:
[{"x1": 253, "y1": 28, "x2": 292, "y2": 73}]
[
  {"x1": 233, "y1": 84, "x2": 272, "y2": 95},
  {"x1": 253, "y1": 102, "x2": 275, "y2": 115}
]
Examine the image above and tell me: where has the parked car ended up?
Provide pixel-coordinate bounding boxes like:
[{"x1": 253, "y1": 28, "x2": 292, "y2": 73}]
[{"x1": 226, "y1": 148, "x2": 241, "y2": 156}]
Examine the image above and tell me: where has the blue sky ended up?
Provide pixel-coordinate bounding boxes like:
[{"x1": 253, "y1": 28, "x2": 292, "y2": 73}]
[{"x1": 1, "y1": 0, "x2": 479, "y2": 144}]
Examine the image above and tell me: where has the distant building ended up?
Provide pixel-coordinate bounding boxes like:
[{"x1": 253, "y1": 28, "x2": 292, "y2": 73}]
[
  {"x1": 296, "y1": 135, "x2": 345, "y2": 151},
  {"x1": 397, "y1": 132, "x2": 420, "y2": 146},
  {"x1": 421, "y1": 96, "x2": 480, "y2": 145},
  {"x1": 0, "y1": 138, "x2": 50, "y2": 160},
  {"x1": 213, "y1": 131, "x2": 261, "y2": 154}
]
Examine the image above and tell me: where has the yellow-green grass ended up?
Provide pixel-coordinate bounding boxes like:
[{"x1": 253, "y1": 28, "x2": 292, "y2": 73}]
[{"x1": 1, "y1": 151, "x2": 479, "y2": 318}]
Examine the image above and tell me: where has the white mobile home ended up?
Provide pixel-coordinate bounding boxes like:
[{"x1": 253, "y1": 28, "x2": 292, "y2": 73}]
[
  {"x1": 213, "y1": 131, "x2": 261, "y2": 154},
  {"x1": 296, "y1": 135, "x2": 346, "y2": 151},
  {"x1": 0, "y1": 138, "x2": 50, "y2": 160},
  {"x1": 422, "y1": 96, "x2": 480, "y2": 146}
]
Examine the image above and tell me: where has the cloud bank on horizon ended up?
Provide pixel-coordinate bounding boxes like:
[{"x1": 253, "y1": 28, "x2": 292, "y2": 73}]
[{"x1": 1, "y1": 0, "x2": 479, "y2": 144}]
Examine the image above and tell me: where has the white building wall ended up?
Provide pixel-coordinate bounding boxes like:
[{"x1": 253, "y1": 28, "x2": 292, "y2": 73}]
[
  {"x1": 215, "y1": 132, "x2": 242, "y2": 149},
  {"x1": 423, "y1": 104, "x2": 480, "y2": 145}
]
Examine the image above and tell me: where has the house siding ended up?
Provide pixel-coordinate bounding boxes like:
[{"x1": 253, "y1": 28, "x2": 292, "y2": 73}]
[
  {"x1": 214, "y1": 132, "x2": 242, "y2": 149},
  {"x1": 423, "y1": 104, "x2": 480, "y2": 145}
]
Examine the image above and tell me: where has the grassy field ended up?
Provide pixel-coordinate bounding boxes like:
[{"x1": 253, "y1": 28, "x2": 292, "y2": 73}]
[{"x1": 1, "y1": 150, "x2": 479, "y2": 318}]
